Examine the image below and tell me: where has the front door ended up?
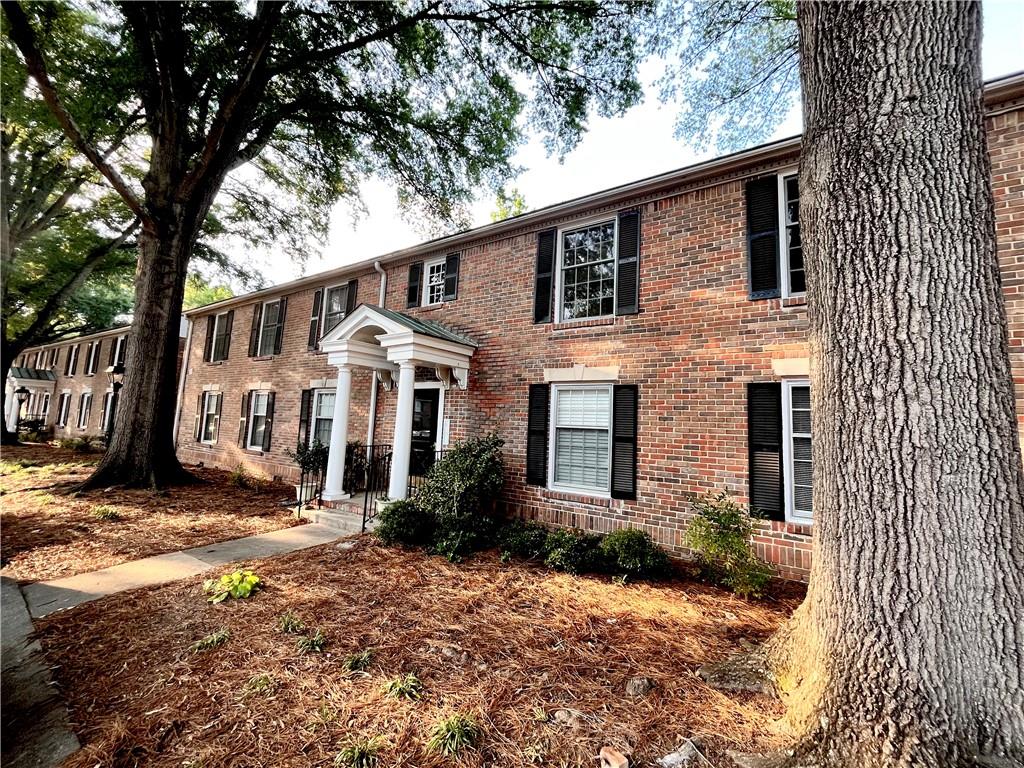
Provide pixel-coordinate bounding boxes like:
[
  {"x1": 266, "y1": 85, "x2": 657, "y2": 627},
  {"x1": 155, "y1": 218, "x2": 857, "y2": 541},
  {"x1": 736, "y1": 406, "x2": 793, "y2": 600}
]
[{"x1": 410, "y1": 388, "x2": 440, "y2": 476}]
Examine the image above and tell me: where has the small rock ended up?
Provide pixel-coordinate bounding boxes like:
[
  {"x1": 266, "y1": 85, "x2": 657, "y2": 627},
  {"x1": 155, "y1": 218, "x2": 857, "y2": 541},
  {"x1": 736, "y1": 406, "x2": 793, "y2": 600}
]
[
  {"x1": 335, "y1": 539, "x2": 358, "y2": 550},
  {"x1": 552, "y1": 708, "x2": 582, "y2": 728},
  {"x1": 599, "y1": 746, "x2": 629, "y2": 768},
  {"x1": 726, "y1": 750, "x2": 791, "y2": 768},
  {"x1": 625, "y1": 676, "x2": 655, "y2": 698},
  {"x1": 657, "y1": 737, "x2": 704, "y2": 767}
]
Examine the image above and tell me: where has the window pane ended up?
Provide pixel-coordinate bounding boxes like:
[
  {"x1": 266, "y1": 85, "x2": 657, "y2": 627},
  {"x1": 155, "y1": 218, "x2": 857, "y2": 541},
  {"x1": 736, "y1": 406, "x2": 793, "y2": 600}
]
[
  {"x1": 784, "y1": 175, "x2": 804, "y2": 294},
  {"x1": 315, "y1": 392, "x2": 335, "y2": 418},
  {"x1": 555, "y1": 387, "x2": 611, "y2": 428},
  {"x1": 258, "y1": 303, "x2": 279, "y2": 355},
  {"x1": 323, "y1": 287, "x2": 348, "y2": 334},
  {"x1": 560, "y1": 221, "x2": 616, "y2": 320},
  {"x1": 426, "y1": 261, "x2": 446, "y2": 305},
  {"x1": 314, "y1": 418, "x2": 332, "y2": 445},
  {"x1": 554, "y1": 428, "x2": 610, "y2": 490}
]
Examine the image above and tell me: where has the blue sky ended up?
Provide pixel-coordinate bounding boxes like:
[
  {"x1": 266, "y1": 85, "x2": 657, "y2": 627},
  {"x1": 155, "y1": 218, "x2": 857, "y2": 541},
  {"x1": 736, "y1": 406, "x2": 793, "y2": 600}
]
[{"x1": 257, "y1": 1, "x2": 1024, "y2": 285}]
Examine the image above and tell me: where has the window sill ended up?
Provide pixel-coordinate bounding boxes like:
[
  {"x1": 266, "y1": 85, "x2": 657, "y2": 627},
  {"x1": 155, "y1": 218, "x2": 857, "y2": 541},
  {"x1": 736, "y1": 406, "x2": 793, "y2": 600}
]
[
  {"x1": 550, "y1": 316, "x2": 618, "y2": 332},
  {"x1": 417, "y1": 302, "x2": 450, "y2": 312},
  {"x1": 251, "y1": 355, "x2": 275, "y2": 362},
  {"x1": 776, "y1": 519, "x2": 813, "y2": 535},
  {"x1": 780, "y1": 295, "x2": 807, "y2": 308},
  {"x1": 541, "y1": 488, "x2": 615, "y2": 508},
  {"x1": 205, "y1": 360, "x2": 225, "y2": 366}
]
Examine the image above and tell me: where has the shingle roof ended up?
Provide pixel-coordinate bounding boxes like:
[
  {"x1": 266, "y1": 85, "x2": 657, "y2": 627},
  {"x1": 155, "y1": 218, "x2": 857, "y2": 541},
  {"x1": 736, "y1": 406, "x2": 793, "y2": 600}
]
[
  {"x1": 367, "y1": 305, "x2": 478, "y2": 348},
  {"x1": 8, "y1": 367, "x2": 57, "y2": 381}
]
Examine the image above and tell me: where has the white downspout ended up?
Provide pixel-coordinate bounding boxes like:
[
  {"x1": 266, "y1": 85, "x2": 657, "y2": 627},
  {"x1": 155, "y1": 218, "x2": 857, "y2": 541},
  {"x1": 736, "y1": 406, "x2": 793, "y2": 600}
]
[
  {"x1": 366, "y1": 260, "x2": 387, "y2": 446},
  {"x1": 172, "y1": 317, "x2": 194, "y2": 449}
]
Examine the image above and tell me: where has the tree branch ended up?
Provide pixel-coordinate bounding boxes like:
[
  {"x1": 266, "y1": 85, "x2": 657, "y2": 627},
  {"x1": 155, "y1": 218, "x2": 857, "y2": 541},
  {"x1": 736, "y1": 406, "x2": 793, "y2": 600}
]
[{"x1": 1, "y1": 1, "x2": 149, "y2": 224}]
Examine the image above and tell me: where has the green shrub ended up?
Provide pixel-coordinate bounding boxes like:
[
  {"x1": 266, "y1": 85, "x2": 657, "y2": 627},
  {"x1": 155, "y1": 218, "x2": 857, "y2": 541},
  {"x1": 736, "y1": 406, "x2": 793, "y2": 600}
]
[
  {"x1": 297, "y1": 628, "x2": 328, "y2": 654},
  {"x1": 496, "y1": 519, "x2": 549, "y2": 562},
  {"x1": 203, "y1": 570, "x2": 262, "y2": 603},
  {"x1": 685, "y1": 492, "x2": 773, "y2": 598},
  {"x1": 92, "y1": 504, "x2": 122, "y2": 521},
  {"x1": 56, "y1": 436, "x2": 102, "y2": 453},
  {"x1": 341, "y1": 649, "x2": 374, "y2": 672},
  {"x1": 190, "y1": 628, "x2": 230, "y2": 653},
  {"x1": 374, "y1": 499, "x2": 436, "y2": 547},
  {"x1": 597, "y1": 528, "x2": 670, "y2": 580},
  {"x1": 243, "y1": 672, "x2": 278, "y2": 697},
  {"x1": 427, "y1": 713, "x2": 480, "y2": 756},
  {"x1": 277, "y1": 611, "x2": 305, "y2": 634},
  {"x1": 335, "y1": 736, "x2": 386, "y2": 768},
  {"x1": 543, "y1": 529, "x2": 603, "y2": 574},
  {"x1": 287, "y1": 439, "x2": 329, "y2": 474},
  {"x1": 381, "y1": 673, "x2": 423, "y2": 700}
]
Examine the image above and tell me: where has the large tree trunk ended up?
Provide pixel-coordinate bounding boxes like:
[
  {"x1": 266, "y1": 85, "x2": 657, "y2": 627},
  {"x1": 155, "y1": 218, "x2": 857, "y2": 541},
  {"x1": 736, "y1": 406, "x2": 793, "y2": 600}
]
[
  {"x1": 83, "y1": 221, "x2": 192, "y2": 487},
  {"x1": 769, "y1": 3, "x2": 1024, "y2": 766},
  {"x1": 1, "y1": 334, "x2": 21, "y2": 446}
]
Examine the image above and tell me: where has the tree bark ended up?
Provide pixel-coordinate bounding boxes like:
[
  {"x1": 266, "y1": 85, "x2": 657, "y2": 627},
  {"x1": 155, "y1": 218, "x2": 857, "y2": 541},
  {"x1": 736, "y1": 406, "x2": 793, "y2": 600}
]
[{"x1": 769, "y1": 3, "x2": 1024, "y2": 766}]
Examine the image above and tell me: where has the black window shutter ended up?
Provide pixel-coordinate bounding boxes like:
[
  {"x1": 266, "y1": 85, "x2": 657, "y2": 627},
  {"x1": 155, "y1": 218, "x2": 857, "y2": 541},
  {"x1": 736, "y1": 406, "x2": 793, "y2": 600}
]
[
  {"x1": 526, "y1": 383, "x2": 550, "y2": 485},
  {"x1": 213, "y1": 393, "x2": 222, "y2": 442},
  {"x1": 746, "y1": 176, "x2": 780, "y2": 299},
  {"x1": 298, "y1": 388, "x2": 313, "y2": 446},
  {"x1": 63, "y1": 347, "x2": 70, "y2": 376},
  {"x1": 239, "y1": 391, "x2": 252, "y2": 446},
  {"x1": 107, "y1": 338, "x2": 116, "y2": 366},
  {"x1": 71, "y1": 345, "x2": 79, "y2": 375},
  {"x1": 615, "y1": 210, "x2": 640, "y2": 315},
  {"x1": 204, "y1": 316, "x2": 215, "y2": 362},
  {"x1": 308, "y1": 289, "x2": 323, "y2": 350},
  {"x1": 273, "y1": 297, "x2": 287, "y2": 355},
  {"x1": 194, "y1": 393, "x2": 203, "y2": 440},
  {"x1": 222, "y1": 311, "x2": 234, "y2": 359},
  {"x1": 611, "y1": 384, "x2": 639, "y2": 499},
  {"x1": 248, "y1": 304, "x2": 262, "y2": 357},
  {"x1": 747, "y1": 382, "x2": 784, "y2": 520},
  {"x1": 533, "y1": 229, "x2": 556, "y2": 324},
  {"x1": 406, "y1": 262, "x2": 423, "y2": 307},
  {"x1": 346, "y1": 279, "x2": 359, "y2": 314},
  {"x1": 443, "y1": 253, "x2": 460, "y2": 301},
  {"x1": 262, "y1": 392, "x2": 276, "y2": 451}
]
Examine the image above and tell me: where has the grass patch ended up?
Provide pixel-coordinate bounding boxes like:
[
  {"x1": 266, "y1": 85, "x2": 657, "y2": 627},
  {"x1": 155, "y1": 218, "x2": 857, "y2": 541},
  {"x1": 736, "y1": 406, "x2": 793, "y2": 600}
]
[
  {"x1": 297, "y1": 628, "x2": 328, "y2": 654},
  {"x1": 341, "y1": 649, "x2": 374, "y2": 672},
  {"x1": 381, "y1": 673, "x2": 423, "y2": 700},
  {"x1": 427, "y1": 713, "x2": 480, "y2": 756},
  {"x1": 242, "y1": 672, "x2": 278, "y2": 697},
  {"x1": 277, "y1": 611, "x2": 305, "y2": 634},
  {"x1": 92, "y1": 505, "x2": 122, "y2": 521},
  {"x1": 335, "y1": 735, "x2": 387, "y2": 768},
  {"x1": 189, "y1": 628, "x2": 230, "y2": 654}
]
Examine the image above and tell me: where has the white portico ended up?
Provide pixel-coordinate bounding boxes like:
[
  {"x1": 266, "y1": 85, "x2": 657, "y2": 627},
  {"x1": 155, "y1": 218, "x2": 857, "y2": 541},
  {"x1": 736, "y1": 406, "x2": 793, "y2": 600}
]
[{"x1": 317, "y1": 304, "x2": 476, "y2": 501}]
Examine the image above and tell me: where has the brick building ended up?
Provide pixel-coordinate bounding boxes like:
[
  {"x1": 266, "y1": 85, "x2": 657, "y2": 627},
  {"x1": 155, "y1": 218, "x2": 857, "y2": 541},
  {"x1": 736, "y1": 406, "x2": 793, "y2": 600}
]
[{"x1": 14, "y1": 74, "x2": 1023, "y2": 579}]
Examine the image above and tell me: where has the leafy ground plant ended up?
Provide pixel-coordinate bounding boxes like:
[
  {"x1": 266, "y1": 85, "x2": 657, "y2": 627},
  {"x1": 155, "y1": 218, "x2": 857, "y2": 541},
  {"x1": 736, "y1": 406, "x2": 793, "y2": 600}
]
[
  {"x1": 297, "y1": 628, "x2": 328, "y2": 654},
  {"x1": 427, "y1": 713, "x2": 480, "y2": 756},
  {"x1": 335, "y1": 735, "x2": 387, "y2": 768},
  {"x1": 190, "y1": 628, "x2": 230, "y2": 654},
  {"x1": 685, "y1": 492, "x2": 773, "y2": 598},
  {"x1": 203, "y1": 570, "x2": 262, "y2": 603},
  {"x1": 542, "y1": 529, "x2": 603, "y2": 574},
  {"x1": 92, "y1": 505, "x2": 121, "y2": 521},
  {"x1": 597, "y1": 528, "x2": 670, "y2": 580},
  {"x1": 341, "y1": 649, "x2": 374, "y2": 672},
  {"x1": 277, "y1": 611, "x2": 305, "y2": 634},
  {"x1": 381, "y1": 673, "x2": 423, "y2": 700},
  {"x1": 242, "y1": 672, "x2": 278, "y2": 697}
]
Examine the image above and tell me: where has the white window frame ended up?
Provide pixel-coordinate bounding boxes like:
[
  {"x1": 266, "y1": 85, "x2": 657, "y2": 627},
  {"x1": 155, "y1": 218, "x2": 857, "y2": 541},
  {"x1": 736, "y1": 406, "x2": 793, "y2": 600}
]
[
  {"x1": 782, "y1": 378, "x2": 813, "y2": 523},
  {"x1": 113, "y1": 335, "x2": 127, "y2": 366},
  {"x1": 77, "y1": 391, "x2": 92, "y2": 430},
  {"x1": 199, "y1": 391, "x2": 219, "y2": 445},
  {"x1": 39, "y1": 392, "x2": 50, "y2": 420},
  {"x1": 321, "y1": 284, "x2": 350, "y2": 336},
  {"x1": 554, "y1": 215, "x2": 619, "y2": 323},
  {"x1": 776, "y1": 167, "x2": 803, "y2": 299},
  {"x1": 246, "y1": 391, "x2": 270, "y2": 451},
  {"x1": 56, "y1": 392, "x2": 71, "y2": 427},
  {"x1": 309, "y1": 389, "x2": 336, "y2": 447},
  {"x1": 101, "y1": 391, "x2": 114, "y2": 434},
  {"x1": 85, "y1": 341, "x2": 100, "y2": 375},
  {"x1": 422, "y1": 257, "x2": 446, "y2": 306},
  {"x1": 66, "y1": 344, "x2": 79, "y2": 376},
  {"x1": 210, "y1": 313, "x2": 229, "y2": 362},
  {"x1": 257, "y1": 299, "x2": 281, "y2": 357},
  {"x1": 547, "y1": 383, "x2": 614, "y2": 498}
]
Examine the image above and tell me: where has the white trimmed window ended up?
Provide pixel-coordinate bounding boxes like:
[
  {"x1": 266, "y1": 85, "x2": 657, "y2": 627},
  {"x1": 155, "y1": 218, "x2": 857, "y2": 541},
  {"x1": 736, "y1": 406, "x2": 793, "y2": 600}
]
[
  {"x1": 210, "y1": 314, "x2": 230, "y2": 362},
  {"x1": 782, "y1": 379, "x2": 813, "y2": 521},
  {"x1": 85, "y1": 341, "x2": 100, "y2": 375},
  {"x1": 101, "y1": 392, "x2": 114, "y2": 433},
  {"x1": 247, "y1": 391, "x2": 270, "y2": 450},
  {"x1": 557, "y1": 218, "x2": 617, "y2": 321},
  {"x1": 322, "y1": 285, "x2": 350, "y2": 335},
  {"x1": 200, "y1": 392, "x2": 220, "y2": 444},
  {"x1": 77, "y1": 392, "x2": 92, "y2": 430},
  {"x1": 257, "y1": 300, "x2": 281, "y2": 357},
  {"x1": 113, "y1": 335, "x2": 127, "y2": 367},
  {"x1": 423, "y1": 257, "x2": 446, "y2": 306},
  {"x1": 778, "y1": 171, "x2": 804, "y2": 297},
  {"x1": 39, "y1": 393, "x2": 50, "y2": 420},
  {"x1": 310, "y1": 390, "x2": 335, "y2": 446},
  {"x1": 549, "y1": 384, "x2": 612, "y2": 495},
  {"x1": 56, "y1": 393, "x2": 71, "y2": 427}
]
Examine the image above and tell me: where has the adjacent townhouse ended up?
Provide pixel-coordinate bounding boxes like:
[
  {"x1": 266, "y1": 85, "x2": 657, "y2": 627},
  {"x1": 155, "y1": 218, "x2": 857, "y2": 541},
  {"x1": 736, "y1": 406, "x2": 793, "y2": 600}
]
[
  {"x1": 76, "y1": 73, "x2": 1023, "y2": 579},
  {"x1": 5, "y1": 322, "x2": 187, "y2": 439}
]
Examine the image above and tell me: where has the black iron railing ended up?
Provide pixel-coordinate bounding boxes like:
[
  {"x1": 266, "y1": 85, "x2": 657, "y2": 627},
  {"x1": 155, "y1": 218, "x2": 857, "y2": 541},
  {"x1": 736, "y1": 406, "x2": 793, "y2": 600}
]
[
  {"x1": 407, "y1": 448, "x2": 448, "y2": 497},
  {"x1": 297, "y1": 464, "x2": 326, "y2": 510},
  {"x1": 362, "y1": 444, "x2": 393, "y2": 532}
]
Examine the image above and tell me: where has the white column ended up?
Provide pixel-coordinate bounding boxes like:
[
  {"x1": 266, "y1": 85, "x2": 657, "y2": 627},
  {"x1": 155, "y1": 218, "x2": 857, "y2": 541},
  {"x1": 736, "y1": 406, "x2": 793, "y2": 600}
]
[
  {"x1": 322, "y1": 365, "x2": 353, "y2": 501},
  {"x1": 4, "y1": 386, "x2": 18, "y2": 433},
  {"x1": 388, "y1": 361, "x2": 416, "y2": 500}
]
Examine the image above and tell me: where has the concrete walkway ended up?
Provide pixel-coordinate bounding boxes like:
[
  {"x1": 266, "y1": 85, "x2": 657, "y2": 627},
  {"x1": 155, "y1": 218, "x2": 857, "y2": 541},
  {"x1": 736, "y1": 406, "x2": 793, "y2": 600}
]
[
  {"x1": 1, "y1": 576, "x2": 80, "y2": 767},
  {"x1": 22, "y1": 523, "x2": 343, "y2": 619}
]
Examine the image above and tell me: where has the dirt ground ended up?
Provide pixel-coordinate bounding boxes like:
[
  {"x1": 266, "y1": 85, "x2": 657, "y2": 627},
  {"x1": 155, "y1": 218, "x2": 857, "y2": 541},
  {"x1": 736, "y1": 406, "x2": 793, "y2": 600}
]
[
  {"x1": 37, "y1": 539, "x2": 804, "y2": 767},
  {"x1": 0, "y1": 443, "x2": 303, "y2": 583}
]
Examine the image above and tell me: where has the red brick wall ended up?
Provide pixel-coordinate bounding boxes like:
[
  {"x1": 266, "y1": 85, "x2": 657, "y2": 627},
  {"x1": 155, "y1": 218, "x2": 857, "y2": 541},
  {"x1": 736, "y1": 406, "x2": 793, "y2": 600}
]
[{"x1": 172, "y1": 104, "x2": 1024, "y2": 581}]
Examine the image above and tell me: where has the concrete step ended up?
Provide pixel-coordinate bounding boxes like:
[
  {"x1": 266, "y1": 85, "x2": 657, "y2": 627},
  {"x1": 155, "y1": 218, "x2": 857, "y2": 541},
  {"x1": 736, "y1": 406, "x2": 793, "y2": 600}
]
[{"x1": 298, "y1": 507, "x2": 368, "y2": 534}]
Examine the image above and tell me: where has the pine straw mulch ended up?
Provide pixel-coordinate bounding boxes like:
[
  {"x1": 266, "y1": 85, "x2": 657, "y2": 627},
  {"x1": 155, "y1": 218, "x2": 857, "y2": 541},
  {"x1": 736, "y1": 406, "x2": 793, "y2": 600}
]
[
  {"x1": 37, "y1": 538, "x2": 805, "y2": 768},
  {"x1": 0, "y1": 443, "x2": 302, "y2": 583}
]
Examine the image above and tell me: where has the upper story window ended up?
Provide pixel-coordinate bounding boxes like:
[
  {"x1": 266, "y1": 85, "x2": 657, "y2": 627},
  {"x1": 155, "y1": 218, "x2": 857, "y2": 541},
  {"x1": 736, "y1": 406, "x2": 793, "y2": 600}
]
[
  {"x1": 206, "y1": 312, "x2": 232, "y2": 362},
  {"x1": 557, "y1": 219, "x2": 617, "y2": 321},
  {"x1": 258, "y1": 301, "x2": 281, "y2": 356},
  {"x1": 549, "y1": 384, "x2": 613, "y2": 495},
  {"x1": 112, "y1": 335, "x2": 127, "y2": 367},
  {"x1": 406, "y1": 256, "x2": 459, "y2": 309},
  {"x1": 249, "y1": 298, "x2": 287, "y2": 358},
  {"x1": 64, "y1": 344, "x2": 80, "y2": 376},
  {"x1": 423, "y1": 258, "x2": 446, "y2": 306},
  {"x1": 323, "y1": 285, "x2": 350, "y2": 335},
  {"x1": 745, "y1": 169, "x2": 804, "y2": 300},
  {"x1": 782, "y1": 379, "x2": 813, "y2": 522},
  {"x1": 84, "y1": 341, "x2": 100, "y2": 375},
  {"x1": 780, "y1": 173, "x2": 804, "y2": 295},
  {"x1": 47, "y1": 347, "x2": 59, "y2": 368}
]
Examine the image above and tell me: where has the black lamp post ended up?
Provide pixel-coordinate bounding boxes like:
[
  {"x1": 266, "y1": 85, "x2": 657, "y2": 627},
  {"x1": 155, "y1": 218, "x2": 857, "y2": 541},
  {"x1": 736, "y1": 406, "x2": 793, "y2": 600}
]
[
  {"x1": 104, "y1": 362, "x2": 125, "y2": 444},
  {"x1": 13, "y1": 386, "x2": 29, "y2": 433}
]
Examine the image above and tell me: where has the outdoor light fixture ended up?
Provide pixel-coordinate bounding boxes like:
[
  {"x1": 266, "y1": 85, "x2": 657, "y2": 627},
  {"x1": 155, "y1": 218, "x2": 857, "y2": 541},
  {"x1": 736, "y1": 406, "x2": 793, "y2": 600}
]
[
  {"x1": 13, "y1": 385, "x2": 29, "y2": 432},
  {"x1": 104, "y1": 362, "x2": 126, "y2": 444}
]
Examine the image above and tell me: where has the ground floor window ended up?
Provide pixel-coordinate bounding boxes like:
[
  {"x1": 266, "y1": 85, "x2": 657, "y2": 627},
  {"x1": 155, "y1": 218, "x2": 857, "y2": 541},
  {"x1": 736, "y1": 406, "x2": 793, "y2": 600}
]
[
  {"x1": 77, "y1": 392, "x2": 92, "y2": 430},
  {"x1": 549, "y1": 384, "x2": 612, "y2": 495},
  {"x1": 102, "y1": 392, "x2": 114, "y2": 434},
  {"x1": 247, "y1": 392, "x2": 270, "y2": 450},
  {"x1": 311, "y1": 390, "x2": 334, "y2": 446},
  {"x1": 200, "y1": 392, "x2": 221, "y2": 444},
  {"x1": 56, "y1": 393, "x2": 70, "y2": 427},
  {"x1": 783, "y1": 379, "x2": 813, "y2": 521}
]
